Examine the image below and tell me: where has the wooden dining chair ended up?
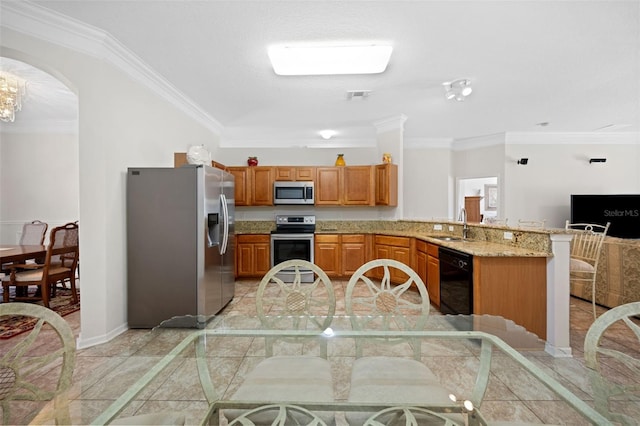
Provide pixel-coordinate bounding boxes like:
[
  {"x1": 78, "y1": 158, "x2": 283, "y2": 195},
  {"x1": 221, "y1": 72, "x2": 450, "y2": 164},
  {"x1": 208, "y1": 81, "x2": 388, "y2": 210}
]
[
  {"x1": 225, "y1": 259, "x2": 336, "y2": 425},
  {"x1": 344, "y1": 259, "x2": 461, "y2": 425},
  {"x1": 50, "y1": 220, "x2": 79, "y2": 297},
  {"x1": 1, "y1": 222, "x2": 79, "y2": 308},
  {"x1": 1, "y1": 220, "x2": 48, "y2": 274}
]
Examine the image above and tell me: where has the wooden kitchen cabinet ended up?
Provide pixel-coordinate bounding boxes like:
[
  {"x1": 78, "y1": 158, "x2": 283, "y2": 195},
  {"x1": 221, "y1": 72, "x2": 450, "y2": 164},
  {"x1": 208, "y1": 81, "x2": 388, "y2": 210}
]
[
  {"x1": 236, "y1": 234, "x2": 271, "y2": 278},
  {"x1": 473, "y1": 256, "x2": 547, "y2": 339},
  {"x1": 375, "y1": 163, "x2": 398, "y2": 206},
  {"x1": 227, "y1": 166, "x2": 274, "y2": 206},
  {"x1": 416, "y1": 240, "x2": 439, "y2": 306},
  {"x1": 426, "y1": 243, "x2": 440, "y2": 307},
  {"x1": 415, "y1": 240, "x2": 428, "y2": 289},
  {"x1": 227, "y1": 167, "x2": 249, "y2": 206},
  {"x1": 275, "y1": 167, "x2": 315, "y2": 181},
  {"x1": 314, "y1": 234, "x2": 341, "y2": 276},
  {"x1": 343, "y1": 166, "x2": 374, "y2": 205},
  {"x1": 315, "y1": 167, "x2": 341, "y2": 205},
  {"x1": 314, "y1": 234, "x2": 369, "y2": 277},
  {"x1": 341, "y1": 234, "x2": 368, "y2": 276},
  {"x1": 315, "y1": 166, "x2": 374, "y2": 206},
  {"x1": 373, "y1": 235, "x2": 413, "y2": 283},
  {"x1": 251, "y1": 167, "x2": 274, "y2": 205}
]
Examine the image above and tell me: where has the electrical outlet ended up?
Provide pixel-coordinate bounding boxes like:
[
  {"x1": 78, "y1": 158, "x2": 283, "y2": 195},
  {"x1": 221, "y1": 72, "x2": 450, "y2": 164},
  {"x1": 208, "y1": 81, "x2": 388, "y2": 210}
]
[
  {"x1": 503, "y1": 231, "x2": 513, "y2": 240},
  {"x1": 433, "y1": 224, "x2": 443, "y2": 231},
  {"x1": 448, "y1": 226, "x2": 454, "y2": 232}
]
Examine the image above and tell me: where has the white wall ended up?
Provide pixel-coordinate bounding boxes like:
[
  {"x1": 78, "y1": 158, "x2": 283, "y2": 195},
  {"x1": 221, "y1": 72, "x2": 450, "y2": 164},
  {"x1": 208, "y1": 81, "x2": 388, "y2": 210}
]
[
  {"x1": 0, "y1": 132, "x2": 79, "y2": 243},
  {"x1": 1, "y1": 27, "x2": 218, "y2": 347},
  {"x1": 403, "y1": 146, "x2": 451, "y2": 220},
  {"x1": 504, "y1": 133, "x2": 640, "y2": 228}
]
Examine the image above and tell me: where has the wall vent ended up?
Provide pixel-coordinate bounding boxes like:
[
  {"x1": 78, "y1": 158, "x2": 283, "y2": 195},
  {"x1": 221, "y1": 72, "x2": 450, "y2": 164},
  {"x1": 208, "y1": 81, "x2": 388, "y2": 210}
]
[{"x1": 346, "y1": 90, "x2": 372, "y2": 100}]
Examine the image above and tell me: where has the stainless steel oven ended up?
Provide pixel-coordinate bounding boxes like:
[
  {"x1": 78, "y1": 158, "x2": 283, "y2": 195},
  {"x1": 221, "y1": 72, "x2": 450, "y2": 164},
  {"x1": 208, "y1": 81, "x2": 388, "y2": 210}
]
[{"x1": 270, "y1": 215, "x2": 315, "y2": 282}]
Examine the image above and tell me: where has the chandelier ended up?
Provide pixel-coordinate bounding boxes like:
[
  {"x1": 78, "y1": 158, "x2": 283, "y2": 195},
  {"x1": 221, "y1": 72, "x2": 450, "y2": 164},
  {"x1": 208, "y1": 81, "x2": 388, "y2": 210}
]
[{"x1": 0, "y1": 72, "x2": 27, "y2": 122}]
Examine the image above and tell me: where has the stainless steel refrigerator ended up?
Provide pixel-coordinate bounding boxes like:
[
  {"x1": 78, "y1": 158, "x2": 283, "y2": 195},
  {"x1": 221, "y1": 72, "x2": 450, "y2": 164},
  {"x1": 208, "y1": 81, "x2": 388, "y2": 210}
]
[{"x1": 126, "y1": 165, "x2": 235, "y2": 328}]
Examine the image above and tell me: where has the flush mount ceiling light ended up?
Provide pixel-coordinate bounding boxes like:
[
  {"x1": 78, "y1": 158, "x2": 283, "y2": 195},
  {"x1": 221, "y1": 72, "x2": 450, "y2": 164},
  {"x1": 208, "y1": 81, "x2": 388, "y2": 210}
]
[
  {"x1": 319, "y1": 130, "x2": 337, "y2": 140},
  {"x1": 268, "y1": 44, "x2": 392, "y2": 76},
  {"x1": 443, "y1": 79, "x2": 472, "y2": 101}
]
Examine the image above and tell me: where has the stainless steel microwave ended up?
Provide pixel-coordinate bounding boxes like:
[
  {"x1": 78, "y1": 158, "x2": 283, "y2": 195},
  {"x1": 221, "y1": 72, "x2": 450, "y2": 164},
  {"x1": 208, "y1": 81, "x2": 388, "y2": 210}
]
[{"x1": 273, "y1": 181, "x2": 315, "y2": 205}]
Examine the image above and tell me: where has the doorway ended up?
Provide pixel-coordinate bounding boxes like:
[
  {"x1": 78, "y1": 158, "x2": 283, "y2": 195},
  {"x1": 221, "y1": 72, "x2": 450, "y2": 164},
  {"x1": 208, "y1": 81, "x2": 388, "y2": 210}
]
[{"x1": 457, "y1": 176, "x2": 499, "y2": 223}]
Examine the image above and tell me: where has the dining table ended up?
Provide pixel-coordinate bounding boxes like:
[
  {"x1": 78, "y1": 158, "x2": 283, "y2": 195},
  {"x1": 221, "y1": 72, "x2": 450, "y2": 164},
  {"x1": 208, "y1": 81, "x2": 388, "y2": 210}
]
[
  {"x1": 0, "y1": 244, "x2": 47, "y2": 264},
  {"x1": 67, "y1": 313, "x2": 614, "y2": 426}
]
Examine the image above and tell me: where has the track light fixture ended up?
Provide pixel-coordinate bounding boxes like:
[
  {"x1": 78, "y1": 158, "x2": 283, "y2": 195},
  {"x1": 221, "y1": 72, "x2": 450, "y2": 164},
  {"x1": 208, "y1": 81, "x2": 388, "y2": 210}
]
[
  {"x1": 443, "y1": 79, "x2": 473, "y2": 101},
  {"x1": 589, "y1": 158, "x2": 607, "y2": 164},
  {"x1": 517, "y1": 158, "x2": 528, "y2": 165}
]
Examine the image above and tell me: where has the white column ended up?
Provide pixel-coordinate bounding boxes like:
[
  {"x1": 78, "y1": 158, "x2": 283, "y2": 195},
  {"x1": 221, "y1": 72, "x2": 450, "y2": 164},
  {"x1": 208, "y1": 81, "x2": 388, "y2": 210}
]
[{"x1": 545, "y1": 234, "x2": 573, "y2": 357}]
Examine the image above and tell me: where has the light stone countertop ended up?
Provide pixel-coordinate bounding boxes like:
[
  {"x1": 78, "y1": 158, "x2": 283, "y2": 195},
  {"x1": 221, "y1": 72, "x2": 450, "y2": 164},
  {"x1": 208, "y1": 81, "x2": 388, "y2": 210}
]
[{"x1": 236, "y1": 220, "x2": 551, "y2": 258}]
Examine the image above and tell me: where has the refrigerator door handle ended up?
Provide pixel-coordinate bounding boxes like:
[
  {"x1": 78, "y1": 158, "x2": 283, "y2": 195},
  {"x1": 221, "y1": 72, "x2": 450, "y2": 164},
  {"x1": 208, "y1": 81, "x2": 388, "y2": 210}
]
[{"x1": 220, "y1": 193, "x2": 229, "y2": 254}]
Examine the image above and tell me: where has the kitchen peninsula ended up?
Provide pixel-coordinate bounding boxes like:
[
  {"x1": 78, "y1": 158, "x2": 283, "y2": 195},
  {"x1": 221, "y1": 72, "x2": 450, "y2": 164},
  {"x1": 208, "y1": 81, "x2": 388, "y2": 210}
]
[{"x1": 236, "y1": 219, "x2": 552, "y2": 341}]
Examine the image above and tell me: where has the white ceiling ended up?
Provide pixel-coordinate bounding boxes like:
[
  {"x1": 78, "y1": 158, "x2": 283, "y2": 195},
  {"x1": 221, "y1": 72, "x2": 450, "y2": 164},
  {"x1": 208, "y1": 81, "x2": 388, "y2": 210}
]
[{"x1": 2, "y1": 1, "x2": 639, "y2": 146}]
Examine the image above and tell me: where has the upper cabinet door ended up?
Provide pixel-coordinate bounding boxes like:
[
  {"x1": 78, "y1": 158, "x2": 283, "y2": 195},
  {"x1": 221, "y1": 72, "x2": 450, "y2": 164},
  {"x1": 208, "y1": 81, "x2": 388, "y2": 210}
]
[
  {"x1": 343, "y1": 166, "x2": 374, "y2": 206},
  {"x1": 315, "y1": 167, "x2": 342, "y2": 205},
  {"x1": 375, "y1": 164, "x2": 398, "y2": 206}
]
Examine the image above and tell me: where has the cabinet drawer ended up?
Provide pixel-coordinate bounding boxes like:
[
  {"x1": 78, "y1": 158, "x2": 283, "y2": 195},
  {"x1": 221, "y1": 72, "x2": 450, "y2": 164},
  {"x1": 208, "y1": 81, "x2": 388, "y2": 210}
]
[
  {"x1": 237, "y1": 234, "x2": 270, "y2": 243},
  {"x1": 427, "y1": 243, "x2": 439, "y2": 258},
  {"x1": 315, "y1": 234, "x2": 340, "y2": 243},
  {"x1": 374, "y1": 235, "x2": 411, "y2": 248},
  {"x1": 416, "y1": 239, "x2": 428, "y2": 253}
]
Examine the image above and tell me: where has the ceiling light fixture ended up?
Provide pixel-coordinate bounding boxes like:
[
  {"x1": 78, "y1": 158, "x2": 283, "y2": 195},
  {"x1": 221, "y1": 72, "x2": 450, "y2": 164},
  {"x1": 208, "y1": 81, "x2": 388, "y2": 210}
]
[
  {"x1": 268, "y1": 44, "x2": 392, "y2": 76},
  {"x1": 0, "y1": 72, "x2": 27, "y2": 122},
  {"x1": 319, "y1": 130, "x2": 337, "y2": 140},
  {"x1": 443, "y1": 79, "x2": 472, "y2": 101}
]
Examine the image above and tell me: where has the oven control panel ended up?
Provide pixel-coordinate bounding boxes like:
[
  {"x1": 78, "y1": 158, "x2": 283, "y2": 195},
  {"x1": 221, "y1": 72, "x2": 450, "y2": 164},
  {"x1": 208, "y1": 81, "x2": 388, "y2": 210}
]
[{"x1": 276, "y1": 215, "x2": 316, "y2": 225}]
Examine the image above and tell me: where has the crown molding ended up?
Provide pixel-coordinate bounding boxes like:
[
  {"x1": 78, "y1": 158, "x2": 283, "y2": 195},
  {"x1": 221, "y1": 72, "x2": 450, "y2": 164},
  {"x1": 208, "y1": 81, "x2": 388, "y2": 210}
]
[
  {"x1": 220, "y1": 137, "x2": 376, "y2": 149},
  {"x1": 452, "y1": 132, "x2": 506, "y2": 151},
  {"x1": 404, "y1": 138, "x2": 452, "y2": 149},
  {"x1": 506, "y1": 132, "x2": 640, "y2": 145},
  {"x1": 373, "y1": 115, "x2": 408, "y2": 134},
  {"x1": 1, "y1": 1, "x2": 223, "y2": 135}
]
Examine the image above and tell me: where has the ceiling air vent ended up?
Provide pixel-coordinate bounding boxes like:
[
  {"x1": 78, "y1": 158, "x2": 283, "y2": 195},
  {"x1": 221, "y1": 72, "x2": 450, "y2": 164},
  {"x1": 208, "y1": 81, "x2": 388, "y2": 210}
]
[{"x1": 346, "y1": 90, "x2": 372, "y2": 100}]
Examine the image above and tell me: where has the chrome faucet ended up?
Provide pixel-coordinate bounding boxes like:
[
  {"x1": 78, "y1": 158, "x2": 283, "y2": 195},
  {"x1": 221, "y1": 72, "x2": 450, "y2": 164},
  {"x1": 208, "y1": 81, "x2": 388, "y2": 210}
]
[{"x1": 460, "y1": 207, "x2": 469, "y2": 240}]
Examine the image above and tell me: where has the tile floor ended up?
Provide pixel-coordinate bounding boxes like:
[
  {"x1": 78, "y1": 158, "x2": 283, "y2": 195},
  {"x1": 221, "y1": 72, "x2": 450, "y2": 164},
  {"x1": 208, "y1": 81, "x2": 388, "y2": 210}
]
[{"x1": 4, "y1": 279, "x2": 640, "y2": 425}]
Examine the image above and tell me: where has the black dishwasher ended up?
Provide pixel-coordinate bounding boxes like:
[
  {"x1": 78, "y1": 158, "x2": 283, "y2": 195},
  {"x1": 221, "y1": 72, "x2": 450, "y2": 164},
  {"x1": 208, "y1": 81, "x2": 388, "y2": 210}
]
[{"x1": 439, "y1": 246, "x2": 473, "y2": 315}]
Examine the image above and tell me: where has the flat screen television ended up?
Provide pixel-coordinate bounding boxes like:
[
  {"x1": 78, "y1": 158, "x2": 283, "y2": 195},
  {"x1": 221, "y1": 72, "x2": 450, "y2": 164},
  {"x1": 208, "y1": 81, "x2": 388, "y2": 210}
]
[{"x1": 571, "y1": 194, "x2": 640, "y2": 239}]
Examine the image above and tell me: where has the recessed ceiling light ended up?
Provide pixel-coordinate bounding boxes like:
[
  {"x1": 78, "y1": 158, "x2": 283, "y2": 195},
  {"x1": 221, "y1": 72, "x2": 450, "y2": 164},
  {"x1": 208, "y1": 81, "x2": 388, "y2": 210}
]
[
  {"x1": 319, "y1": 130, "x2": 337, "y2": 140},
  {"x1": 268, "y1": 44, "x2": 392, "y2": 76}
]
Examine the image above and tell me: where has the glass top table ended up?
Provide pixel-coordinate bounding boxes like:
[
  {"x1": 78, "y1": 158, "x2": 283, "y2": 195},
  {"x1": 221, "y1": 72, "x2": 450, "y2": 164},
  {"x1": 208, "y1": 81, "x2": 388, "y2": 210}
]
[{"x1": 66, "y1": 314, "x2": 612, "y2": 426}]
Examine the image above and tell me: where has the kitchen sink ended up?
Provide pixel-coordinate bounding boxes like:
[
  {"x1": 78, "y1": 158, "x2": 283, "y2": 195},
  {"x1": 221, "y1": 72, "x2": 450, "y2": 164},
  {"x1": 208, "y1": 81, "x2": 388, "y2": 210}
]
[{"x1": 433, "y1": 236, "x2": 464, "y2": 242}]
